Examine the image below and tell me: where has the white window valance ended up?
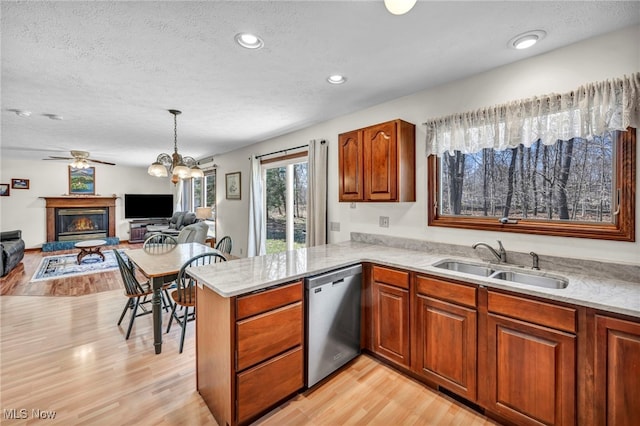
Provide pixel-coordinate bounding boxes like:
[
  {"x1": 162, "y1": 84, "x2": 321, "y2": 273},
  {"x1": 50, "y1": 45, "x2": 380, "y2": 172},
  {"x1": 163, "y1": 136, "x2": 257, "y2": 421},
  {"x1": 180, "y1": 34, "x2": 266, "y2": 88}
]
[{"x1": 425, "y1": 72, "x2": 640, "y2": 156}]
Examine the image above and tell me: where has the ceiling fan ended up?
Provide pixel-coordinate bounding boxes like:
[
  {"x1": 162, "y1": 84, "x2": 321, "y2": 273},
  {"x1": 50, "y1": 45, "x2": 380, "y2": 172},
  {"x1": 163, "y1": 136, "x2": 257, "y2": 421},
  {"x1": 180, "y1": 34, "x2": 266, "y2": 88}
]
[{"x1": 44, "y1": 150, "x2": 116, "y2": 167}]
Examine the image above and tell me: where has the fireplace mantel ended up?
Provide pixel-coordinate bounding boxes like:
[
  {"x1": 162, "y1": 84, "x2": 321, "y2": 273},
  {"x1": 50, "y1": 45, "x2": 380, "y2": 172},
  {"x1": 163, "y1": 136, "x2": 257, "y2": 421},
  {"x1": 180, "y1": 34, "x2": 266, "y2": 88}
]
[{"x1": 42, "y1": 196, "x2": 117, "y2": 242}]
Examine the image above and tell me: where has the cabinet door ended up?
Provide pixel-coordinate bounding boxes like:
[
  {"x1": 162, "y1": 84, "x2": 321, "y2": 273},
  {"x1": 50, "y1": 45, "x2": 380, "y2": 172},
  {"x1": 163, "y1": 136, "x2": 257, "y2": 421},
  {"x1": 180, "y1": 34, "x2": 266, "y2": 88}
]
[
  {"x1": 486, "y1": 313, "x2": 575, "y2": 426},
  {"x1": 363, "y1": 121, "x2": 397, "y2": 201},
  {"x1": 372, "y1": 281, "x2": 410, "y2": 366},
  {"x1": 338, "y1": 130, "x2": 364, "y2": 201},
  {"x1": 595, "y1": 315, "x2": 640, "y2": 426},
  {"x1": 415, "y1": 295, "x2": 477, "y2": 400},
  {"x1": 129, "y1": 225, "x2": 147, "y2": 243}
]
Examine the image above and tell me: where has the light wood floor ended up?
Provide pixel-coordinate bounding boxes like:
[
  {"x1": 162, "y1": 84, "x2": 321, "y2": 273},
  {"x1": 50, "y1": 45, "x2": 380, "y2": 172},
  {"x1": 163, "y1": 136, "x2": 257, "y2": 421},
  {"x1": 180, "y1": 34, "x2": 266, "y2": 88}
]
[{"x1": 0, "y1": 249, "x2": 500, "y2": 425}]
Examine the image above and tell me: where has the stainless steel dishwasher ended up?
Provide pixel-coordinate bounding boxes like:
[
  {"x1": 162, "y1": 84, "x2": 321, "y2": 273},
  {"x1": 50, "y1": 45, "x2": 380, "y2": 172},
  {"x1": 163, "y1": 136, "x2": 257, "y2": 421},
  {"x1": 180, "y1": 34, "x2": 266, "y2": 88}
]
[{"x1": 305, "y1": 264, "x2": 362, "y2": 388}]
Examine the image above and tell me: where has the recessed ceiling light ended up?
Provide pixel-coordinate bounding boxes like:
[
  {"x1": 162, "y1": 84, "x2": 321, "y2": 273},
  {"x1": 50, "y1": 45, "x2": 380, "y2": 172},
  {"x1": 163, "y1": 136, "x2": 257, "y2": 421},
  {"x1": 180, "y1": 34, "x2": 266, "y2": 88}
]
[
  {"x1": 509, "y1": 30, "x2": 547, "y2": 50},
  {"x1": 327, "y1": 75, "x2": 347, "y2": 85},
  {"x1": 384, "y1": 0, "x2": 417, "y2": 15},
  {"x1": 43, "y1": 114, "x2": 64, "y2": 120},
  {"x1": 235, "y1": 33, "x2": 264, "y2": 49},
  {"x1": 11, "y1": 109, "x2": 32, "y2": 117}
]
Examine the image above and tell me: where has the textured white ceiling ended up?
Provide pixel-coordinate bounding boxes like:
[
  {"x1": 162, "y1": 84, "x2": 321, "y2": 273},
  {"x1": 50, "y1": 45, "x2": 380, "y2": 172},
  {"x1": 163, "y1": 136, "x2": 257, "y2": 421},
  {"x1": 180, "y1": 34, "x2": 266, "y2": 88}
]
[{"x1": 2, "y1": 1, "x2": 639, "y2": 167}]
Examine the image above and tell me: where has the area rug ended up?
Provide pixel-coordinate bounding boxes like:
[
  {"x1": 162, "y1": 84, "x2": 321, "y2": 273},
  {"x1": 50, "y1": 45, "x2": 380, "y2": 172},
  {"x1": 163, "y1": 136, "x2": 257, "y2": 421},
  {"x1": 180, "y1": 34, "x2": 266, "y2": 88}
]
[{"x1": 30, "y1": 250, "x2": 127, "y2": 282}]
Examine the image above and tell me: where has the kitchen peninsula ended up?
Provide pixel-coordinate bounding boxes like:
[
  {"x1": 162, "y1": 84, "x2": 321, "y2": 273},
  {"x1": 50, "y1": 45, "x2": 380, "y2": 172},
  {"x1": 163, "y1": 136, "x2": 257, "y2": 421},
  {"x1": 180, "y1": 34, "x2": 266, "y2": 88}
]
[{"x1": 188, "y1": 236, "x2": 640, "y2": 426}]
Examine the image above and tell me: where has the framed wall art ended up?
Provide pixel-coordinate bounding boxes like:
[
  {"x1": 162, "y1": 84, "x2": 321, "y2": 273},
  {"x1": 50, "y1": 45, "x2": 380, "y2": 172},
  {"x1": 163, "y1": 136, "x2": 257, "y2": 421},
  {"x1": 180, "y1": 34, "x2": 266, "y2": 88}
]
[
  {"x1": 225, "y1": 172, "x2": 241, "y2": 200},
  {"x1": 68, "y1": 166, "x2": 95, "y2": 195},
  {"x1": 11, "y1": 178, "x2": 30, "y2": 189},
  {"x1": 0, "y1": 184, "x2": 9, "y2": 196}
]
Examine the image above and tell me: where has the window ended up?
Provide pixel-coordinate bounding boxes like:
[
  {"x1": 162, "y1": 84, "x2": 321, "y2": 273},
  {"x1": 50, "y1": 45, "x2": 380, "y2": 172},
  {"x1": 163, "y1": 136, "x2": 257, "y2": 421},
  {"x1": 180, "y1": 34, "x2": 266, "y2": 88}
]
[
  {"x1": 262, "y1": 153, "x2": 308, "y2": 254},
  {"x1": 192, "y1": 170, "x2": 216, "y2": 231},
  {"x1": 428, "y1": 128, "x2": 635, "y2": 241},
  {"x1": 193, "y1": 171, "x2": 216, "y2": 211}
]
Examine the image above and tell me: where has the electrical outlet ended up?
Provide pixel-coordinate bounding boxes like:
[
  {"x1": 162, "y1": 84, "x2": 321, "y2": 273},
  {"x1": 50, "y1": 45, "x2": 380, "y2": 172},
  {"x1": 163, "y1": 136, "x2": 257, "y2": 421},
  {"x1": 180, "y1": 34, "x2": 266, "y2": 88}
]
[
  {"x1": 330, "y1": 222, "x2": 340, "y2": 232},
  {"x1": 350, "y1": 202, "x2": 356, "y2": 209},
  {"x1": 379, "y1": 216, "x2": 389, "y2": 228},
  {"x1": 240, "y1": 248, "x2": 243, "y2": 255}
]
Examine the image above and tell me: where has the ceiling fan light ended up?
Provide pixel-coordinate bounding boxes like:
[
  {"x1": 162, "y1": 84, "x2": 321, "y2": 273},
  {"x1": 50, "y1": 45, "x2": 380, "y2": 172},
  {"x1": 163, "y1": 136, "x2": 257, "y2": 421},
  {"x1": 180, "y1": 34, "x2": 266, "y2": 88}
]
[
  {"x1": 384, "y1": 0, "x2": 417, "y2": 15},
  {"x1": 148, "y1": 162, "x2": 168, "y2": 177},
  {"x1": 190, "y1": 165, "x2": 205, "y2": 178},
  {"x1": 70, "y1": 158, "x2": 89, "y2": 169}
]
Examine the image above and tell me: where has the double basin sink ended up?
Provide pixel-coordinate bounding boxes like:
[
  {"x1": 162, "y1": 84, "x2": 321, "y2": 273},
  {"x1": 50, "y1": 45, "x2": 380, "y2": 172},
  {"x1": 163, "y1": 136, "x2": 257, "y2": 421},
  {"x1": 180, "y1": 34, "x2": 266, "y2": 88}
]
[{"x1": 433, "y1": 260, "x2": 568, "y2": 289}]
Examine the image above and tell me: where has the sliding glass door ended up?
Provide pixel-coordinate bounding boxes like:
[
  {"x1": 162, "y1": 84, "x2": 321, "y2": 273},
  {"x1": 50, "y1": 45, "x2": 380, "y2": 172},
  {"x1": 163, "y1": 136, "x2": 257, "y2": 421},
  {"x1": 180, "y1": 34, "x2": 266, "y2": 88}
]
[{"x1": 264, "y1": 158, "x2": 308, "y2": 254}]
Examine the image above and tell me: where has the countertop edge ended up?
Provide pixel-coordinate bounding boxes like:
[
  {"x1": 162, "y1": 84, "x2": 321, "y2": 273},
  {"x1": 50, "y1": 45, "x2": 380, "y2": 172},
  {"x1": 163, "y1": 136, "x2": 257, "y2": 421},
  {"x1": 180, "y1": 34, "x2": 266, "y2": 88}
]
[{"x1": 187, "y1": 242, "x2": 640, "y2": 319}]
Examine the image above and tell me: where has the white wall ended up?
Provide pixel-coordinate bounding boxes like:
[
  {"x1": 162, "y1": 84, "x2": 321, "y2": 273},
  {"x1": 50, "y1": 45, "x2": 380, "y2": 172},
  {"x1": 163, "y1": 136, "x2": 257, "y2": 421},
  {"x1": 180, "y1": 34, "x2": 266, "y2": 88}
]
[
  {"x1": 215, "y1": 24, "x2": 640, "y2": 264},
  {"x1": 0, "y1": 159, "x2": 171, "y2": 248}
]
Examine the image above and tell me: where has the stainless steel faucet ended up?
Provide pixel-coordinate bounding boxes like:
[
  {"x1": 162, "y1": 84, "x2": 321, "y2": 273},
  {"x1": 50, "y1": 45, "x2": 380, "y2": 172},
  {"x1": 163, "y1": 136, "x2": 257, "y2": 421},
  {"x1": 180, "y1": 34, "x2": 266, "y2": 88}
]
[
  {"x1": 472, "y1": 240, "x2": 507, "y2": 263},
  {"x1": 530, "y1": 252, "x2": 540, "y2": 270}
]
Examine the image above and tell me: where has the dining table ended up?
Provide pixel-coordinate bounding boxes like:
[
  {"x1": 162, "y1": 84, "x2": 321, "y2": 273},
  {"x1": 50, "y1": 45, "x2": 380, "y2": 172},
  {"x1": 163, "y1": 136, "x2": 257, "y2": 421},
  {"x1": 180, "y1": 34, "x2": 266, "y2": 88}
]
[{"x1": 125, "y1": 242, "x2": 217, "y2": 354}]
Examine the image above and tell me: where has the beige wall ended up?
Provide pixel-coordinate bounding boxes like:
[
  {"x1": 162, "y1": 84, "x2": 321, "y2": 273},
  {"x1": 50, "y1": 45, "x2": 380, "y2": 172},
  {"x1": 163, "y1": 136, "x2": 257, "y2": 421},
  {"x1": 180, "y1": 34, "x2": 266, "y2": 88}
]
[
  {"x1": 0, "y1": 159, "x2": 171, "y2": 248},
  {"x1": 214, "y1": 24, "x2": 640, "y2": 264}
]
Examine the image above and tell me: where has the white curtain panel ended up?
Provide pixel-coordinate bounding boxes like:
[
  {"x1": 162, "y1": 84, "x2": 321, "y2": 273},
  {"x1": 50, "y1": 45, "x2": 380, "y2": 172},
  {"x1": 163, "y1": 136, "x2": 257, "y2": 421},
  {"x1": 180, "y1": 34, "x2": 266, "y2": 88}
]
[
  {"x1": 425, "y1": 72, "x2": 640, "y2": 156},
  {"x1": 247, "y1": 156, "x2": 266, "y2": 257},
  {"x1": 173, "y1": 179, "x2": 183, "y2": 212},
  {"x1": 307, "y1": 139, "x2": 328, "y2": 247}
]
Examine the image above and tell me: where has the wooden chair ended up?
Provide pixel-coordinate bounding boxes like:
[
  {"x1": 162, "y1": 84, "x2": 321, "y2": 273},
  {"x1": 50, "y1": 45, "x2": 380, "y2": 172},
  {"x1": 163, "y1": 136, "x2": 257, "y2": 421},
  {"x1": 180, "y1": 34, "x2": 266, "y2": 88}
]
[
  {"x1": 143, "y1": 233, "x2": 178, "y2": 254},
  {"x1": 114, "y1": 249, "x2": 156, "y2": 339},
  {"x1": 166, "y1": 252, "x2": 227, "y2": 353},
  {"x1": 215, "y1": 235, "x2": 232, "y2": 255}
]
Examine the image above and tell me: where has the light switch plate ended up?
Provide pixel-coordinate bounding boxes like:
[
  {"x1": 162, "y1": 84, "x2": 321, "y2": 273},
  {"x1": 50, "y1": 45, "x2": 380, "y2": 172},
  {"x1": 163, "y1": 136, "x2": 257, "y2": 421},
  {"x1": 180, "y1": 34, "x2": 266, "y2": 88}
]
[{"x1": 379, "y1": 216, "x2": 389, "y2": 228}]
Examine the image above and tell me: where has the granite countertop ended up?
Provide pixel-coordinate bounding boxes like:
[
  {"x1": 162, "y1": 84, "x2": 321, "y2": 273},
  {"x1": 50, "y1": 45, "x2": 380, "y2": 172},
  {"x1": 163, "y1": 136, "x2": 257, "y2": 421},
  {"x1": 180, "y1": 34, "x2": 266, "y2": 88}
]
[{"x1": 187, "y1": 240, "x2": 640, "y2": 319}]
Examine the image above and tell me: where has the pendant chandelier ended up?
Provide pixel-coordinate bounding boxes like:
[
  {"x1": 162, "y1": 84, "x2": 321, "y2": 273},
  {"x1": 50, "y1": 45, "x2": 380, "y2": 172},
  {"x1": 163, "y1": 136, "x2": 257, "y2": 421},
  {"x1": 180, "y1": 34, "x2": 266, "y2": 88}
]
[{"x1": 147, "y1": 109, "x2": 204, "y2": 184}]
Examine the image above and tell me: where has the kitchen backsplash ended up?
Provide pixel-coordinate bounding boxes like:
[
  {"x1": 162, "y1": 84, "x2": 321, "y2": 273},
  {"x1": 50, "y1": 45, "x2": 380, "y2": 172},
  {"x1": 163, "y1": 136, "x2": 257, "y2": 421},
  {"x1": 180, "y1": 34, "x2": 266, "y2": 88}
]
[{"x1": 351, "y1": 232, "x2": 640, "y2": 284}]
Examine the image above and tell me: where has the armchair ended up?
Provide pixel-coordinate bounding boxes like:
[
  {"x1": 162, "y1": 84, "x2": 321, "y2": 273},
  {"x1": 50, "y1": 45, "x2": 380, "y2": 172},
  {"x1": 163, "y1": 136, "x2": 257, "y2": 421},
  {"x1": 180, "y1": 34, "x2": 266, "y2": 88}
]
[{"x1": 1, "y1": 230, "x2": 25, "y2": 277}]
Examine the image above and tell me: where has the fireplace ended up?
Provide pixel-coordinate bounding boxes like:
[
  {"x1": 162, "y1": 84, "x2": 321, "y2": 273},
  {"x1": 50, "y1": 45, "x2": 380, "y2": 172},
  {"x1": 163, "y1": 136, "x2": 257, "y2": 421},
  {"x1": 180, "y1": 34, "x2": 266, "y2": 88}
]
[
  {"x1": 56, "y1": 208, "x2": 109, "y2": 241},
  {"x1": 43, "y1": 197, "x2": 117, "y2": 242}
]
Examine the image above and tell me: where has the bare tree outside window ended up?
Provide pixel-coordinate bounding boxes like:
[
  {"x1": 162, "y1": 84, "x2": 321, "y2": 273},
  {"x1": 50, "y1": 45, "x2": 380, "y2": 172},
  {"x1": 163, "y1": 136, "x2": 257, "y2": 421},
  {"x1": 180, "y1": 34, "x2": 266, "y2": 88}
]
[{"x1": 439, "y1": 134, "x2": 614, "y2": 223}]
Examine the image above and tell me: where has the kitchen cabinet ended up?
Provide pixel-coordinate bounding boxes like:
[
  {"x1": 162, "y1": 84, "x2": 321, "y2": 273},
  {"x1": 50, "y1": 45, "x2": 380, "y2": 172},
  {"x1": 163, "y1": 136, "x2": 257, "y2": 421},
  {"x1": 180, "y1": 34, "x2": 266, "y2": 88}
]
[
  {"x1": 338, "y1": 119, "x2": 415, "y2": 202},
  {"x1": 371, "y1": 265, "x2": 410, "y2": 367},
  {"x1": 481, "y1": 291, "x2": 576, "y2": 426},
  {"x1": 338, "y1": 130, "x2": 364, "y2": 201},
  {"x1": 594, "y1": 314, "x2": 640, "y2": 425},
  {"x1": 414, "y1": 275, "x2": 477, "y2": 401},
  {"x1": 196, "y1": 280, "x2": 304, "y2": 426}
]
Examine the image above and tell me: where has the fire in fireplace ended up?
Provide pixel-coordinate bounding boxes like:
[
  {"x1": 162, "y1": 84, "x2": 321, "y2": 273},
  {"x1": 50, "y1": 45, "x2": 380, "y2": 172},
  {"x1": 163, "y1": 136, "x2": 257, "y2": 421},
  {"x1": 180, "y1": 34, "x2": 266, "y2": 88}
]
[{"x1": 56, "y1": 208, "x2": 108, "y2": 241}]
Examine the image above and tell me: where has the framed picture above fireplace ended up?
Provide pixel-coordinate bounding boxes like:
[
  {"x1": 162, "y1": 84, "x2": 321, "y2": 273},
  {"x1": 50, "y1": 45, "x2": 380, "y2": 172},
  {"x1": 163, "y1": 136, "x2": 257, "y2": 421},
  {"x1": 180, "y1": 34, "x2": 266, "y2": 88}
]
[{"x1": 69, "y1": 166, "x2": 95, "y2": 195}]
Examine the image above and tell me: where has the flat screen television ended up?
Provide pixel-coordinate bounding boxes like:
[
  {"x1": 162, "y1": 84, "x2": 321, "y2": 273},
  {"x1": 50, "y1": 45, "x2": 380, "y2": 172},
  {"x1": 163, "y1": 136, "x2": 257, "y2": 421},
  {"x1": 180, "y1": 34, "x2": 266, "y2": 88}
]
[{"x1": 124, "y1": 194, "x2": 174, "y2": 219}]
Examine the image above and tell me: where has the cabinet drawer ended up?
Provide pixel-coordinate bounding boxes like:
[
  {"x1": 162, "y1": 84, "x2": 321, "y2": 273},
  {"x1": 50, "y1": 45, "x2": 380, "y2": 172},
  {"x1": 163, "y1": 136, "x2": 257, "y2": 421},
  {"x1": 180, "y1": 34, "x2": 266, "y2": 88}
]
[
  {"x1": 236, "y1": 302, "x2": 303, "y2": 371},
  {"x1": 372, "y1": 266, "x2": 409, "y2": 290},
  {"x1": 488, "y1": 291, "x2": 576, "y2": 333},
  {"x1": 236, "y1": 346, "x2": 303, "y2": 424},
  {"x1": 416, "y1": 275, "x2": 476, "y2": 308},
  {"x1": 236, "y1": 281, "x2": 302, "y2": 320}
]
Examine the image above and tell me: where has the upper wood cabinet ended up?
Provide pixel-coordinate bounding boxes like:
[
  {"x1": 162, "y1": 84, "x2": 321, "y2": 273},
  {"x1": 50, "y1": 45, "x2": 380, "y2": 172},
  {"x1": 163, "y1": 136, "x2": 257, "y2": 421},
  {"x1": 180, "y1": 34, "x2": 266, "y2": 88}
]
[{"x1": 338, "y1": 119, "x2": 415, "y2": 202}]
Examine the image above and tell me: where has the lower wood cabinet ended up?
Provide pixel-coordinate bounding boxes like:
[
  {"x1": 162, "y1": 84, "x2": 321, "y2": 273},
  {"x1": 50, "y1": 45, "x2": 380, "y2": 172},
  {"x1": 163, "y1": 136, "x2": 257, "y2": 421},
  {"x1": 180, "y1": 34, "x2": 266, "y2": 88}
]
[
  {"x1": 414, "y1": 276, "x2": 477, "y2": 400},
  {"x1": 196, "y1": 280, "x2": 304, "y2": 426},
  {"x1": 482, "y1": 291, "x2": 576, "y2": 426},
  {"x1": 594, "y1": 314, "x2": 640, "y2": 425},
  {"x1": 236, "y1": 346, "x2": 303, "y2": 424},
  {"x1": 371, "y1": 266, "x2": 410, "y2": 367}
]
